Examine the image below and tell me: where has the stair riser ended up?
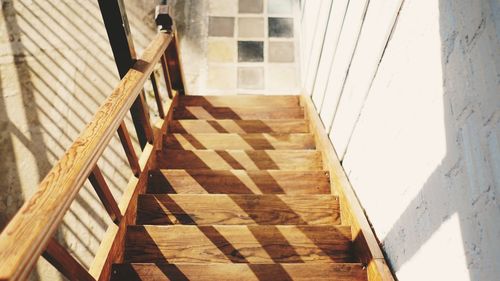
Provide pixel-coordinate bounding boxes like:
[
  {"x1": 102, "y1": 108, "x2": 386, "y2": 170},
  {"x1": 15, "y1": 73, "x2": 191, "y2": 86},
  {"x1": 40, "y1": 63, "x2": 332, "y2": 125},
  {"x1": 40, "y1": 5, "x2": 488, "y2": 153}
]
[{"x1": 111, "y1": 263, "x2": 368, "y2": 281}]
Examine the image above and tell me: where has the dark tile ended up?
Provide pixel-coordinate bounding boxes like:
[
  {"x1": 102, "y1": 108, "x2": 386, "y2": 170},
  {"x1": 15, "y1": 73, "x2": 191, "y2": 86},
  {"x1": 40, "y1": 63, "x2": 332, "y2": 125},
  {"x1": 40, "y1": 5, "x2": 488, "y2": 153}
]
[
  {"x1": 209, "y1": 17, "x2": 235, "y2": 37},
  {"x1": 268, "y1": 18, "x2": 294, "y2": 38},
  {"x1": 238, "y1": 41, "x2": 264, "y2": 62},
  {"x1": 239, "y1": 0, "x2": 263, "y2": 13}
]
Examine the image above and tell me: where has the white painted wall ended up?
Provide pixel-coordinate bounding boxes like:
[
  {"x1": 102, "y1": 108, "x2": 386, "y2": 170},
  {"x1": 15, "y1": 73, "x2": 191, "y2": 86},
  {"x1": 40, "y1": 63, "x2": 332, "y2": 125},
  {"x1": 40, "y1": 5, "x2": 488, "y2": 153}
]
[{"x1": 300, "y1": 0, "x2": 500, "y2": 280}]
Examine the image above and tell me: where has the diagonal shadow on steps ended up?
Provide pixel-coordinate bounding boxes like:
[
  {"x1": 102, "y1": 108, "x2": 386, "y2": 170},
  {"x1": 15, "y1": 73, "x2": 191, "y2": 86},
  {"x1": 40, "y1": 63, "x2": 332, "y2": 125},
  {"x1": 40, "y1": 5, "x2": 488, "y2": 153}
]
[{"x1": 147, "y1": 169, "x2": 330, "y2": 194}]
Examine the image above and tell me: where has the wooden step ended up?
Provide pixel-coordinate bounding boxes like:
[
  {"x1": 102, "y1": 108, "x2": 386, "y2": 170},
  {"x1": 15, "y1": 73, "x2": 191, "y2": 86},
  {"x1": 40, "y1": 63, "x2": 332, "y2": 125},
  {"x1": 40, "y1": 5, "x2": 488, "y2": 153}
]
[
  {"x1": 147, "y1": 170, "x2": 331, "y2": 194},
  {"x1": 169, "y1": 120, "x2": 309, "y2": 134},
  {"x1": 137, "y1": 194, "x2": 340, "y2": 225},
  {"x1": 165, "y1": 133, "x2": 315, "y2": 150},
  {"x1": 156, "y1": 150, "x2": 323, "y2": 170},
  {"x1": 178, "y1": 95, "x2": 300, "y2": 107},
  {"x1": 111, "y1": 263, "x2": 367, "y2": 281},
  {"x1": 173, "y1": 107, "x2": 304, "y2": 120},
  {"x1": 125, "y1": 225, "x2": 355, "y2": 264}
]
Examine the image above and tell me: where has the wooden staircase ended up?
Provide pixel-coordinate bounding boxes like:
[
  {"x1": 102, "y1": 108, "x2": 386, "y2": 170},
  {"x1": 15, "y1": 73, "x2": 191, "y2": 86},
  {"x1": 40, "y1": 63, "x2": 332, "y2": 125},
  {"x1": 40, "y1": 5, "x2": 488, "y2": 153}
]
[
  {"x1": 0, "y1": 27, "x2": 393, "y2": 281},
  {"x1": 110, "y1": 95, "x2": 367, "y2": 280}
]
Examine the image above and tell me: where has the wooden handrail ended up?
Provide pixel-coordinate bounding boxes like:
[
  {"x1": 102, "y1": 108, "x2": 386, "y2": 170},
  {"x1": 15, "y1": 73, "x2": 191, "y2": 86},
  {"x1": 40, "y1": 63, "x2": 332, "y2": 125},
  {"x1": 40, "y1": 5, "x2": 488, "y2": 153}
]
[{"x1": 0, "y1": 32, "x2": 172, "y2": 281}]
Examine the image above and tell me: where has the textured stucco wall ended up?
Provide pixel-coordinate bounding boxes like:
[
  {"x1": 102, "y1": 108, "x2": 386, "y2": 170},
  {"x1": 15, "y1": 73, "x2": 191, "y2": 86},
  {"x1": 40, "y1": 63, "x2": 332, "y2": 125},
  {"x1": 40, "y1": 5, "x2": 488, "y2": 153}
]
[
  {"x1": 0, "y1": 0, "x2": 156, "y2": 279},
  {"x1": 300, "y1": 0, "x2": 499, "y2": 280}
]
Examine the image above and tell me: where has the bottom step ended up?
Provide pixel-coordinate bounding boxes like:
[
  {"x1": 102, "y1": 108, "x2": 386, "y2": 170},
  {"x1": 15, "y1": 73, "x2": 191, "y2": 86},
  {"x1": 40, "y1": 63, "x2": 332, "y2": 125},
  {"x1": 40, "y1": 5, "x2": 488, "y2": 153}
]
[{"x1": 111, "y1": 263, "x2": 367, "y2": 281}]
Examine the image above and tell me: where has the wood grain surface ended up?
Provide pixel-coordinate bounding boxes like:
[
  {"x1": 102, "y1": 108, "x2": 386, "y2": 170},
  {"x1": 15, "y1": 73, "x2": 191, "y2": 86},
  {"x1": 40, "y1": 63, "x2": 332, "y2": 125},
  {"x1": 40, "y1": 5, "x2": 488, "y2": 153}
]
[
  {"x1": 177, "y1": 95, "x2": 300, "y2": 107},
  {"x1": 111, "y1": 263, "x2": 367, "y2": 281},
  {"x1": 125, "y1": 225, "x2": 355, "y2": 263},
  {"x1": 157, "y1": 150, "x2": 323, "y2": 170},
  {"x1": 173, "y1": 106, "x2": 304, "y2": 120},
  {"x1": 169, "y1": 119, "x2": 309, "y2": 134},
  {"x1": 147, "y1": 169, "x2": 331, "y2": 194},
  {"x1": 165, "y1": 133, "x2": 315, "y2": 150},
  {"x1": 137, "y1": 194, "x2": 340, "y2": 225}
]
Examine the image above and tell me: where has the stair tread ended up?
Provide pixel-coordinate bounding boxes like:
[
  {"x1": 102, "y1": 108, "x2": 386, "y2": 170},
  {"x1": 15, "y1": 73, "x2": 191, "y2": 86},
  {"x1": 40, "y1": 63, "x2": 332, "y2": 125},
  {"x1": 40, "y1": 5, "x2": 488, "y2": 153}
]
[
  {"x1": 125, "y1": 225, "x2": 356, "y2": 264},
  {"x1": 169, "y1": 119, "x2": 309, "y2": 134},
  {"x1": 177, "y1": 95, "x2": 300, "y2": 107},
  {"x1": 111, "y1": 263, "x2": 367, "y2": 281},
  {"x1": 137, "y1": 194, "x2": 340, "y2": 225},
  {"x1": 147, "y1": 169, "x2": 331, "y2": 194},
  {"x1": 156, "y1": 150, "x2": 323, "y2": 171},
  {"x1": 165, "y1": 133, "x2": 315, "y2": 150},
  {"x1": 173, "y1": 106, "x2": 304, "y2": 120},
  {"x1": 122, "y1": 94, "x2": 369, "y2": 280}
]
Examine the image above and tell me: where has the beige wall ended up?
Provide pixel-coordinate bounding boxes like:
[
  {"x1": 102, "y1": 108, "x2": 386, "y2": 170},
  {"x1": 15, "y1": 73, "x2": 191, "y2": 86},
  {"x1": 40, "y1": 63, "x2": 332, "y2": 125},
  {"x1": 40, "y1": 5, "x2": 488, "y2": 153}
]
[
  {"x1": 300, "y1": 0, "x2": 500, "y2": 280},
  {"x1": 0, "y1": 0, "x2": 156, "y2": 279}
]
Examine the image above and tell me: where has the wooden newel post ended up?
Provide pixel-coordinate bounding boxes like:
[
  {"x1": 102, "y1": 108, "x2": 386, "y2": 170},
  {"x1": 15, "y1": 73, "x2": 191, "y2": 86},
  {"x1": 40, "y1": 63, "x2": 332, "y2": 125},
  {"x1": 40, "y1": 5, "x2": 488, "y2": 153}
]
[{"x1": 156, "y1": 2, "x2": 186, "y2": 96}]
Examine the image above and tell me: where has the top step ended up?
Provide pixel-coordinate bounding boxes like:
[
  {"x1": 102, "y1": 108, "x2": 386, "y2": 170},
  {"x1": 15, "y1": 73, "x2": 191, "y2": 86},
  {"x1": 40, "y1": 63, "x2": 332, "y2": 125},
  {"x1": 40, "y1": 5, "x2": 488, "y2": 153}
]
[
  {"x1": 173, "y1": 107, "x2": 304, "y2": 120},
  {"x1": 178, "y1": 95, "x2": 300, "y2": 108}
]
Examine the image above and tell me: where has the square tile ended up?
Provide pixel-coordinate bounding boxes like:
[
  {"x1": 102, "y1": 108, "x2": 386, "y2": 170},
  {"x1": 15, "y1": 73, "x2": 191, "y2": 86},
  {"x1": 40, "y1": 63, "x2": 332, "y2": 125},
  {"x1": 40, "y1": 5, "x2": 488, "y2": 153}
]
[
  {"x1": 238, "y1": 67, "x2": 264, "y2": 89},
  {"x1": 267, "y1": 64, "x2": 298, "y2": 90},
  {"x1": 268, "y1": 18, "x2": 294, "y2": 38},
  {"x1": 268, "y1": 0, "x2": 294, "y2": 14},
  {"x1": 209, "y1": 0, "x2": 238, "y2": 16},
  {"x1": 208, "y1": 39, "x2": 236, "y2": 62},
  {"x1": 209, "y1": 17, "x2": 235, "y2": 37},
  {"x1": 208, "y1": 65, "x2": 237, "y2": 89},
  {"x1": 239, "y1": 0, "x2": 263, "y2": 13},
  {"x1": 238, "y1": 41, "x2": 264, "y2": 62},
  {"x1": 269, "y1": 41, "x2": 295, "y2": 62},
  {"x1": 238, "y1": 18, "x2": 265, "y2": 38}
]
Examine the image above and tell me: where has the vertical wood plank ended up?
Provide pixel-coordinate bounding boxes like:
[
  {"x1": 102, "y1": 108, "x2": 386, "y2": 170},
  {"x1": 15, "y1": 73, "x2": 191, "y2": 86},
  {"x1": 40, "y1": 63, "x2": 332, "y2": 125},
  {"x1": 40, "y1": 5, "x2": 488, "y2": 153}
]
[
  {"x1": 88, "y1": 166, "x2": 123, "y2": 224},
  {"x1": 117, "y1": 122, "x2": 141, "y2": 176},
  {"x1": 43, "y1": 238, "x2": 95, "y2": 281},
  {"x1": 304, "y1": 0, "x2": 334, "y2": 96},
  {"x1": 311, "y1": 0, "x2": 350, "y2": 108},
  {"x1": 150, "y1": 72, "x2": 165, "y2": 118}
]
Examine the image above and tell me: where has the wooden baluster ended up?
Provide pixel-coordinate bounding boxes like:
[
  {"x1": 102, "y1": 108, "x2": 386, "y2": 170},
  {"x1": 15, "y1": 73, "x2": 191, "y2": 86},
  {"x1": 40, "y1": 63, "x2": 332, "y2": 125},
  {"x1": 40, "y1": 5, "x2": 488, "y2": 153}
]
[
  {"x1": 130, "y1": 90, "x2": 154, "y2": 147},
  {"x1": 117, "y1": 122, "x2": 141, "y2": 176},
  {"x1": 88, "y1": 166, "x2": 122, "y2": 224},
  {"x1": 150, "y1": 72, "x2": 165, "y2": 118},
  {"x1": 165, "y1": 33, "x2": 186, "y2": 95},
  {"x1": 160, "y1": 54, "x2": 174, "y2": 99},
  {"x1": 43, "y1": 238, "x2": 95, "y2": 281}
]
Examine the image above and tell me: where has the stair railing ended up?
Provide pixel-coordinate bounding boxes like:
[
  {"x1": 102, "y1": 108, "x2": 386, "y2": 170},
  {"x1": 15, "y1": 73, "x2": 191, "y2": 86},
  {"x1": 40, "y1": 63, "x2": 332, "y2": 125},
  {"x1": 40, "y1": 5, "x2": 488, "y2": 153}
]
[{"x1": 0, "y1": 5, "x2": 184, "y2": 280}]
